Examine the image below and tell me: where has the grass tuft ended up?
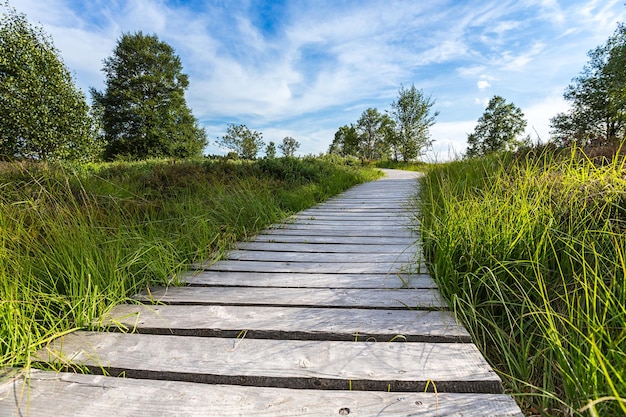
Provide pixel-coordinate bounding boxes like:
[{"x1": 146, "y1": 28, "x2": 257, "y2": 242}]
[
  {"x1": 417, "y1": 149, "x2": 626, "y2": 416},
  {"x1": 0, "y1": 156, "x2": 380, "y2": 368}
]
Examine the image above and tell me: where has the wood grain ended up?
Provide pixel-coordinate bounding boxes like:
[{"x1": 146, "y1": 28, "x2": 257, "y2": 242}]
[
  {"x1": 260, "y1": 228, "x2": 416, "y2": 237},
  {"x1": 134, "y1": 286, "x2": 446, "y2": 309},
  {"x1": 235, "y1": 241, "x2": 418, "y2": 253},
  {"x1": 104, "y1": 304, "x2": 470, "y2": 342},
  {"x1": 191, "y1": 260, "x2": 425, "y2": 274},
  {"x1": 181, "y1": 271, "x2": 436, "y2": 289},
  {"x1": 1, "y1": 370, "x2": 523, "y2": 417},
  {"x1": 250, "y1": 234, "x2": 417, "y2": 245},
  {"x1": 224, "y1": 250, "x2": 416, "y2": 263},
  {"x1": 33, "y1": 331, "x2": 503, "y2": 393}
]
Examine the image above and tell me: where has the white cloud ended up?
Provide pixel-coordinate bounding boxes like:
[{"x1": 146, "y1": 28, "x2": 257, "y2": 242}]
[
  {"x1": 427, "y1": 120, "x2": 477, "y2": 161},
  {"x1": 501, "y1": 41, "x2": 546, "y2": 71},
  {"x1": 477, "y1": 80, "x2": 491, "y2": 89},
  {"x1": 521, "y1": 92, "x2": 570, "y2": 143},
  {"x1": 474, "y1": 97, "x2": 490, "y2": 107}
]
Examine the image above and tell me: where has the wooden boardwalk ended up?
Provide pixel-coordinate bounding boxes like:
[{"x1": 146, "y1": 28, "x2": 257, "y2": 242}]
[{"x1": 0, "y1": 169, "x2": 523, "y2": 416}]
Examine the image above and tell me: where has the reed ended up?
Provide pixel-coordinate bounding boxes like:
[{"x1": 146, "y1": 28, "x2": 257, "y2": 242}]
[
  {"x1": 0, "y1": 156, "x2": 380, "y2": 368},
  {"x1": 417, "y1": 149, "x2": 626, "y2": 416}
]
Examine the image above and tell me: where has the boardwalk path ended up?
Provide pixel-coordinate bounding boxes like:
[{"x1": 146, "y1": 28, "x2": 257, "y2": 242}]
[{"x1": 1, "y1": 169, "x2": 523, "y2": 416}]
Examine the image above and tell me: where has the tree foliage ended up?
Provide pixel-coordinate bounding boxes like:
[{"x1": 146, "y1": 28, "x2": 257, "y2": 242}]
[
  {"x1": 550, "y1": 23, "x2": 626, "y2": 147},
  {"x1": 0, "y1": 4, "x2": 98, "y2": 161},
  {"x1": 265, "y1": 141, "x2": 276, "y2": 159},
  {"x1": 93, "y1": 31, "x2": 206, "y2": 160},
  {"x1": 466, "y1": 95, "x2": 528, "y2": 157},
  {"x1": 356, "y1": 108, "x2": 393, "y2": 160},
  {"x1": 279, "y1": 136, "x2": 300, "y2": 157},
  {"x1": 217, "y1": 124, "x2": 264, "y2": 159},
  {"x1": 328, "y1": 84, "x2": 437, "y2": 161},
  {"x1": 328, "y1": 124, "x2": 359, "y2": 157},
  {"x1": 389, "y1": 84, "x2": 438, "y2": 161}
]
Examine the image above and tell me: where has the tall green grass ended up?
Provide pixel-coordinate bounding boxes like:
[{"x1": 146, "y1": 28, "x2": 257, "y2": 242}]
[
  {"x1": 418, "y1": 149, "x2": 626, "y2": 416},
  {"x1": 0, "y1": 156, "x2": 380, "y2": 369}
]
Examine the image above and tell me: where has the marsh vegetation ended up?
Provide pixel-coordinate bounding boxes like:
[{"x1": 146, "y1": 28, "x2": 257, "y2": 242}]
[
  {"x1": 0, "y1": 156, "x2": 380, "y2": 369},
  {"x1": 417, "y1": 148, "x2": 626, "y2": 416}
]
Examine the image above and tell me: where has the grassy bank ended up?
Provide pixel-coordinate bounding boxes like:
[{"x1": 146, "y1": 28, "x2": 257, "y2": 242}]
[
  {"x1": 417, "y1": 150, "x2": 626, "y2": 416},
  {"x1": 0, "y1": 156, "x2": 381, "y2": 369}
]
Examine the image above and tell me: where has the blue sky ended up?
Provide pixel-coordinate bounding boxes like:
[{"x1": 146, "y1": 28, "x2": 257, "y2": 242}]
[{"x1": 13, "y1": 0, "x2": 626, "y2": 159}]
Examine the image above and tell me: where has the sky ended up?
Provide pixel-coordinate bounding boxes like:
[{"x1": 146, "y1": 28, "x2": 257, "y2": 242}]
[{"x1": 11, "y1": 0, "x2": 626, "y2": 160}]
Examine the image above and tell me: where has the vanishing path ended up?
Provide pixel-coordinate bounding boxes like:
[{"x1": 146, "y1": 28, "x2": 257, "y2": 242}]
[{"x1": 0, "y1": 169, "x2": 522, "y2": 416}]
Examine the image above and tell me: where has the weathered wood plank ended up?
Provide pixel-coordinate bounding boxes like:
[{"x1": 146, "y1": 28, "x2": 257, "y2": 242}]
[
  {"x1": 191, "y1": 260, "x2": 425, "y2": 274},
  {"x1": 297, "y1": 207, "x2": 408, "y2": 214},
  {"x1": 134, "y1": 286, "x2": 446, "y2": 309},
  {"x1": 1, "y1": 370, "x2": 523, "y2": 417},
  {"x1": 104, "y1": 304, "x2": 470, "y2": 342},
  {"x1": 261, "y1": 228, "x2": 415, "y2": 238},
  {"x1": 271, "y1": 223, "x2": 411, "y2": 231},
  {"x1": 251, "y1": 234, "x2": 417, "y2": 245},
  {"x1": 181, "y1": 271, "x2": 436, "y2": 289},
  {"x1": 33, "y1": 332, "x2": 503, "y2": 393},
  {"x1": 314, "y1": 195, "x2": 410, "y2": 201},
  {"x1": 292, "y1": 213, "x2": 410, "y2": 220},
  {"x1": 236, "y1": 241, "x2": 418, "y2": 253},
  {"x1": 283, "y1": 219, "x2": 407, "y2": 226},
  {"x1": 225, "y1": 250, "x2": 416, "y2": 263},
  {"x1": 308, "y1": 200, "x2": 406, "y2": 211}
]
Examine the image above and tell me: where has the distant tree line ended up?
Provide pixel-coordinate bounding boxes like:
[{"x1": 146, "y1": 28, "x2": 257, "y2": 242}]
[
  {"x1": 0, "y1": 4, "x2": 300, "y2": 162},
  {"x1": 329, "y1": 84, "x2": 438, "y2": 162},
  {"x1": 216, "y1": 124, "x2": 300, "y2": 159}
]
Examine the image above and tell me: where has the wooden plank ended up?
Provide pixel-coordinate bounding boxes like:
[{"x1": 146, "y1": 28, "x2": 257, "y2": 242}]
[
  {"x1": 283, "y1": 219, "x2": 407, "y2": 226},
  {"x1": 329, "y1": 191, "x2": 411, "y2": 195},
  {"x1": 293, "y1": 212, "x2": 409, "y2": 217},
  {"x1": 271, "y1": 224, "x2": 411, "y2": 231},
  {"x1": 261, "y1": 228, "x2": 415, "y2": 238},
  {"x1": 33, "y1": 331, "x2": 504, "y2": 393},
  {"x1": 181, "y1": 271, "x2": 437, "y2": 289},
  {"x1": 225, "y1": 250, "x2": 416, "y2": 263},
  {"x1": 291, "y1": 209, "x2": 413, "y2": 221},
  {"x1": 309, "y1": 204, "x2": 410, "y2": 210},
  {"x1": 104, "y1": 304, "x2": 470, "y2": 342},
  {"x1": 236, "y1": 242, "x2": 418, "y2": 253},
  {"x1": 297, "y1": 207, "x2": 408, "y2": 214},
  {"x1": 191, "y1": 260, "x2": 426, "y2": 274},
  {"x1": 314, "y1": 197, "x2": 410, "y2": 202},
  {"x1": 251, "y1": 234, "x2": 417, "y2": 245},
  {"x1": 1, "y1": 370, "x2": 523, "y2": 417},
  {"x1": 134, "y1": 287, "x2": 446, "y2": 309}
]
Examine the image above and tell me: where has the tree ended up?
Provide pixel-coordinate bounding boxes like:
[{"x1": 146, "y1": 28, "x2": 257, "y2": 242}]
[
  {"x1": 550, "y1": 23, "x2": 626, "y2": 148},
  {"x1": 328, "y1": 124, "x2": 359, "y2": 156},
  {"x1": 0, "y1": 4, "x2": 98, "y2": 161},
  {"x1": 466, "y1": 95, "x2": 528, "y2": 157},
  {"x1": 217, "y1": 124, "x2": 264, "y2": 159},
  {"x1": 279, "y1": 136, "x2": 300, "y2": 157},
  {"x1": 356, "y1": 108, "x2": 392, "y2": 160},
  {"x1": 389, "y1": 84, "x2": 438, "y2": 161},
  {"x1": 93, "y1": 31, "x2": 206, "y2": 160},
  {"x1": 265, "y1": 141, "x2": 276, "y2": 159}
]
